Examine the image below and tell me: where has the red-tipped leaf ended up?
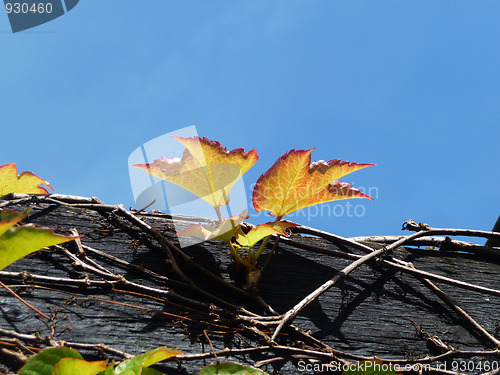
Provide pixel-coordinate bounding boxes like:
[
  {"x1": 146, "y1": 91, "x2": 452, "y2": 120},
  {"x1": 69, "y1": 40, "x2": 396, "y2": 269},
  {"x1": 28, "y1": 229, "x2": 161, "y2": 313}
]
[{"x1": 252, "y1": 149, "x2": 374, "y2": 219}]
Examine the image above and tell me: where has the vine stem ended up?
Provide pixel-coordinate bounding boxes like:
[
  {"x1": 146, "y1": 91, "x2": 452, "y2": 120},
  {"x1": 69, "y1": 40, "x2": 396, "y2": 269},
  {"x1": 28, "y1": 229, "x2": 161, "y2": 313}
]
[
  {"x1": 0, "y1": 280, "x2": 50, "y2": 321},
  {"x1": 254, "y1": 216, "x2": 282, "y2": 261},
  {"x1": 414, "y1": 270, "x2": 500, "y2": 348},
  {"x1": 402, "y1": 219, "x2": 500, "y2": 240},
  {"x1": 213, "y1": 205, "x2": 222, "y2": 222},
  {"x1": 271, "y1": 229, "x2": 436, "y2": 341},
  {"x1": 288, "y1": 225, "x2": 500, "y2": 297},
  {"x1": 270, "y1": 246, "x2": 385, "y2": 341},
  {"x1": 227, "y1": 241, "x2": 244, "y2": 267},
  {"x1": 279, "y1": 222, "x2": 500, "y2": 349}
]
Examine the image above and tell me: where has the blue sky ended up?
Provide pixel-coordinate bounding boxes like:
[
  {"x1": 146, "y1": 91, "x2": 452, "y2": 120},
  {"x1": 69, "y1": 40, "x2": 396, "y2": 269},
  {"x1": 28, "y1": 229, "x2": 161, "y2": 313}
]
[{"x1": 1, "y1": 1, "x2": 499, "y2": 240}]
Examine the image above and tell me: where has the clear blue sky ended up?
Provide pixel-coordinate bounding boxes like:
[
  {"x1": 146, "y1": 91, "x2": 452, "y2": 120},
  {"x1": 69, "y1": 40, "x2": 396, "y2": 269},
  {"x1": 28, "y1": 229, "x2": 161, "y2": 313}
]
[{"x1": 1, "y1": 1, "x2": 499, "y2": 240}]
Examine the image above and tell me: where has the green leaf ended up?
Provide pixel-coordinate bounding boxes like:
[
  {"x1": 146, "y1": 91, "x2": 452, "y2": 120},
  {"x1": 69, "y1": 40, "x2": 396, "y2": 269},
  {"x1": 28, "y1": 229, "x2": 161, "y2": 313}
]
[
  {"x1": 141, "y1": 348, "x2": 182, "y2": 367},
  {"x1": 52, "y1": 357, "x2": 108, "y2": 375},
  {"x1": 235, "y1": 223, "x2": 287, "y2": 249},
  {"x1": 342, "y1": 360, "x2": 400, "y2": 375},
  {"x1": 18, "y1": 347, "x2": 82, "y2": 375},
  {"x1": 0, "y1": 224, "x2": 79, "y2": 271},
  {"x1": 114, "y1": 347, "x2": 182, "y2": 374},
  {"x1": 0, "y1": 207, "x2": 30, "y2": 237},
  {"x1": 99, "y1": 363, "x2": 117, "y2": 375},
  {"x1": 177, "y1": 210, "x2": 248, "y2": 245},
  {"x1": 198, "y1": 362, "x2": 269, "y2": 375},
  {"x1": 141, "y1": 368, "x2": 164, "y2": 375}
]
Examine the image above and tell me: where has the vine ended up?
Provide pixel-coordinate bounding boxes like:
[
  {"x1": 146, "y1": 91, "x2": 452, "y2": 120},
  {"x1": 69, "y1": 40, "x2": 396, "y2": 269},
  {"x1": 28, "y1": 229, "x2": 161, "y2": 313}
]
[{"x1": 0, "y1": 148, "x2": 498, "y2": 374}]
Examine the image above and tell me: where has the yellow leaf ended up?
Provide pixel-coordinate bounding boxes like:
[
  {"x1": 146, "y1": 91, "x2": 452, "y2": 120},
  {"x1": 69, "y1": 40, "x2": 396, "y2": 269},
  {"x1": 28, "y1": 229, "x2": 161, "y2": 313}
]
[
  {"x1": 133, "y1": 137, "x2": 258, "y2": 211},
  {"x1": 0, "y1": 163, "x2": 52, "y2": 195},
  {"x1": 252, "y1": 149, "x2": 374, "y2": 219},
  {"x1": 177, "y1": 210, "x2": 248, "y2": 244},
  {"x1": 235, "y1": 223, "x2": 289, "y2": 249},
  {"x1": 0, "y1": 224, "x2": 80, "y2": 271},
  {"x1": 52, "y1": 358, "x2": 109, "y2": 375}
]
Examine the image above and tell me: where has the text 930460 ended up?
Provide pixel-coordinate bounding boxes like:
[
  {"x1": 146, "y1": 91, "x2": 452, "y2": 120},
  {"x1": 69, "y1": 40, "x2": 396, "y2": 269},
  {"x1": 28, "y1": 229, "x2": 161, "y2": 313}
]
[{"x1": 5, "y1": 2, "x2": 53, "y2": 14}]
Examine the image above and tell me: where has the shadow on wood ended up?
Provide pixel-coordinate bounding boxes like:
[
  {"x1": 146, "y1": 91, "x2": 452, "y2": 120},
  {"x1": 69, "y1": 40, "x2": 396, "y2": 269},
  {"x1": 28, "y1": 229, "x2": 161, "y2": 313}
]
[{"x1": 0, "y1": 194, "x2": 499, "y2": 374}]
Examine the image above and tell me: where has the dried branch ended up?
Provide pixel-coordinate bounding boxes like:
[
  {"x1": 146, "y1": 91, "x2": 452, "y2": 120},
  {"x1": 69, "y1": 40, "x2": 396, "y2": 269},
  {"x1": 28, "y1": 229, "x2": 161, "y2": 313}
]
[
  {"x1": 286, "y1": 228, "x2": 500, "y2": 298},
  {"x1": 402, "y1": 220, "x2": 500, "y2": 241},
  {"x1": 0, "y1": 280, "x2": 50, "y2": 321},
  {"x1": 1, "y1": 194, "x2": 499, "y2": 374},
  {"x1": 415, "y1": 273, "x2": 500, "y2": 348},
  {"x1": 270, "y1": 246, "x2": 386, "y2": 340}
]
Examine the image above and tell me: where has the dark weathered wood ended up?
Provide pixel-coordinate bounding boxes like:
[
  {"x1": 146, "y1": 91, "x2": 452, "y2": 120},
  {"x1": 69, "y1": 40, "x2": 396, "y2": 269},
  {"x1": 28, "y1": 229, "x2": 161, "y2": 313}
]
[
  {"x1": 0, "y1": 196, "x2": 499, "y2": 374},
  {"x1": 486, "y1": 215, "x2": 500, "y2": 248}
]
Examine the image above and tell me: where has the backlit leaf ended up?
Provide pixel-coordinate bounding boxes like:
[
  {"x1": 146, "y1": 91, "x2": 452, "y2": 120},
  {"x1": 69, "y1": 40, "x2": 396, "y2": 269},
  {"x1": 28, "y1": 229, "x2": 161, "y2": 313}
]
[
  {"x1": 177, "y1": 210, "x2": 248, "y2": 244},
  {"x1": 52, "y1": 357, "x2": 108, "y2": 375},
  {"x1": 100, "y1": 362, "x2": 117, "y2": 375},
  {"x1": 18, "y1": 347, "x2": 82, "y2": 375},
  {"x1": 273, "y1": 220, "x2": 300, "y2": 230},
  {"x1": 0, "y1": 224, "x2": 80, "y2": 271},
  {"x1": 252, "y1": 149, "x2": 374, "y2": 219},
  {"x1": 133, "y1": 137, "x2": 258, "y2": 210},
  {"x1": 114, "y1": 347, "x2": 182, "y2": 374},
  {"x1": 141, "y1": 347, "x2": 183, "y2": 367},
  {"x1": 235, "y1": 223, "x2": 288, "y2": 249},
  {"x1": 199, "y1": 362, "x2": 269, "y2": 375},
  {"x1": 0, "y1": 163, "x2": 52, "y2": 195}
]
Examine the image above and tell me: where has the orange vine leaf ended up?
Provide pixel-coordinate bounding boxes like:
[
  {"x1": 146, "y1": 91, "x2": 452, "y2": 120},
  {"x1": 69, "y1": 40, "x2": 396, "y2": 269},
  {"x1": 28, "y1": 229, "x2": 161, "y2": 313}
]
[
  {"x1": 252, "y1": 149, "x2": 374, "y2": 219},
  {"x1": 0, "y1": 163, "x2": 53, "y2": 195},
  {"x1": 133, "y1": 137, "x2": 258, "y2": 211}
]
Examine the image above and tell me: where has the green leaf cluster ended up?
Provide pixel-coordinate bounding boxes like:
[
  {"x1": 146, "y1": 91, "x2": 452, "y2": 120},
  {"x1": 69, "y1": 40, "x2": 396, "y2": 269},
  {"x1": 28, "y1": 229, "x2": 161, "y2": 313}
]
[
  {"x1": 0, "y1": 164, "x2": 79, "y2": 271},
  {"x1": 0, "y1": 207, "x2": 79, "y2": 271},
  {"x1": 17, "y1": 347, "x2": 269, "y2": 375}
]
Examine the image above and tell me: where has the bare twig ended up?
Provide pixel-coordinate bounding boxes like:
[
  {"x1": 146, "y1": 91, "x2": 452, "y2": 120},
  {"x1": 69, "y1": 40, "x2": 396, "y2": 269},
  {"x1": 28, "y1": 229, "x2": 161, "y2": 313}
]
[
  {"x1": 0, "y1": 280, "x2": 50, "y2": 321},
  {"x1": 270, "y1": 246, "x2": 386, "y2": 340},
  {"x1": 402, "y1": 220, "x2": 500, "y2": 241},
  {"x1": 1, "y1": 194, "x2": 499, "y2": 373},
  {"x1": 271, "y1": 228, "x2": 458, "y2": 340},
  {"x1": 130, "y1": 200, "x2": 156, "y2": 215},
  {"x1": 282, "y1": 236, "x2": 500, "y2": 301},
  {"x1": 414, "y1": 270, "x2": 500, "y2": 348},
  {"x1": 203, "y1": 330, "x2": 219, "y2": 363}
]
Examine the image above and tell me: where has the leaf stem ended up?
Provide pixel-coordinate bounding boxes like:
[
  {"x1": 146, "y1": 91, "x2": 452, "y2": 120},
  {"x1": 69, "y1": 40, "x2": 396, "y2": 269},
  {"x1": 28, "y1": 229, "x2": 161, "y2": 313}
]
[
  {"x1": 254, "y1": 236, "x2": 272, "y2": 261},
  {"x1": 247, "y1": 246, "x2": 256, "y2": 264},
  {"x1": 214, "y1": 206, "x2": 222, "y2": 222},
  {"x1": 254, "y1": 217, "x2": 282, "y2": 261},
  {"x1": 228, "y1": 241, "x2": 244, "y2": 267}
]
